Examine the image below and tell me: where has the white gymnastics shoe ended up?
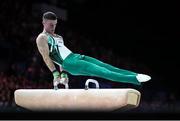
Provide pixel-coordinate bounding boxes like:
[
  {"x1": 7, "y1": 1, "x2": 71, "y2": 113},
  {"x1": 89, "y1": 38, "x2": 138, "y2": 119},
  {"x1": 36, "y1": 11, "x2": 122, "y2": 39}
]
[{"x1": 136, "y1": 74, "x2": 151, "y2": 82}]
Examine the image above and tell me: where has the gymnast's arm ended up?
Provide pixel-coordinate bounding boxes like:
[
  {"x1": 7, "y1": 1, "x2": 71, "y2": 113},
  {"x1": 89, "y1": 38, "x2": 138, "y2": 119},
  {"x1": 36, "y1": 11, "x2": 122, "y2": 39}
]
[{"x1": 36, "y1": 34, "x2": 56, "y2": 72}]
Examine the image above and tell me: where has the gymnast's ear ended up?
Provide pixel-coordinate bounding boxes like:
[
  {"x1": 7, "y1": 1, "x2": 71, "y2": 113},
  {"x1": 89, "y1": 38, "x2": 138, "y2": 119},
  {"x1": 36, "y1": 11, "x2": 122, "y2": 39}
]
[{"x1": 42, "y1": 19, "x2": 45, "y2": 25}]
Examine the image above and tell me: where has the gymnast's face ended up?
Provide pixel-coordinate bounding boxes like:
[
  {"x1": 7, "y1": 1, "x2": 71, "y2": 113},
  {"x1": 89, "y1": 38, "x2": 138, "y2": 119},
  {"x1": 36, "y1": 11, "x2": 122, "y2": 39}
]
[{"x1": 43, "y1": 19, "x2": 57, "y2": 34}]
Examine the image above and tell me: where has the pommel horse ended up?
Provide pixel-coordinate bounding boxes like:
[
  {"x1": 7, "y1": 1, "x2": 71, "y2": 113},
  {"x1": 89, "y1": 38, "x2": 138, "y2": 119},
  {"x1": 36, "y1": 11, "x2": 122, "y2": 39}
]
[{"x1": 14, "y1": 79, "x2": 141, "y2": 112}]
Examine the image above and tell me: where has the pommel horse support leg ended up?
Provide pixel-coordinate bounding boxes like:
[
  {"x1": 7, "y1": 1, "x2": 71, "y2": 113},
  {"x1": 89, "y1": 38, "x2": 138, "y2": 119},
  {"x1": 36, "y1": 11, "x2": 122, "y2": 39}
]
[{"x1": 14, "y1": 79, "x2": 141, "y2": 112}]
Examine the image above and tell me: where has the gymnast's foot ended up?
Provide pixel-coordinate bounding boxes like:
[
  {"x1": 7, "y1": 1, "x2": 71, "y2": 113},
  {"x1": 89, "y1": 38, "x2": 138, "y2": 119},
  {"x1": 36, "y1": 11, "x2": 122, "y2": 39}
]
[{"x1": 136, "y1": 74, "x2": 151, "y2": 82}]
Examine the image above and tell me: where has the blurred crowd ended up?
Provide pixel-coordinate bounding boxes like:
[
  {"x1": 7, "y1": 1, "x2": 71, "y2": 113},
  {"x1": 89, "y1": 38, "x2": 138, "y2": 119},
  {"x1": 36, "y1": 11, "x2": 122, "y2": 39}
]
[{"x1": 0, "y1": 1, "x2": 179, "y2": 112}]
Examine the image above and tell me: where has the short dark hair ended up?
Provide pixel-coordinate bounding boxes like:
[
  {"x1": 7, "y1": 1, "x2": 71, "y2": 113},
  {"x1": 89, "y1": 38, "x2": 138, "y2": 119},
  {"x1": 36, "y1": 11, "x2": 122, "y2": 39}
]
[{"x1": 43, "y1": 11, "x2": 57, "y2": 20}]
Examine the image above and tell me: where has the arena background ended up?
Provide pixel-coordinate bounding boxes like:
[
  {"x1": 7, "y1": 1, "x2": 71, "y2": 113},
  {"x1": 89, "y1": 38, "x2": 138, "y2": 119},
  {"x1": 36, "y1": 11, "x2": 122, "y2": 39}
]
[{"x1": 0, "y1": 0, "x2": 179, "y2": 119}]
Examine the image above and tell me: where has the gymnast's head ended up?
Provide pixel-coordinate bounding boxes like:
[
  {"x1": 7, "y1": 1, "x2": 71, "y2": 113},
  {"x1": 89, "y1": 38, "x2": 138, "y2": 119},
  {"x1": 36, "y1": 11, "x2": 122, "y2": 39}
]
[{"x1": 42, "y1": 11, "x2": 57, "y2": 34}]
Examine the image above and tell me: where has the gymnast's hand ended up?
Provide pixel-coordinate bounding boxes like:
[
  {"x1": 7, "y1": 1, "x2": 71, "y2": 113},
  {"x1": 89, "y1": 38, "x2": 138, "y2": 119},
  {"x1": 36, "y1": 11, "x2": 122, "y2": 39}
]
[
  {"x1": 52, "y1": 70, "x2": 61, "y2": 90},
  {"x1": 53, "y1": 70, "x2": 69, "y2": 90},
  {"x1": 60, "y1": 72, "x2": 69, "y2": 85}
]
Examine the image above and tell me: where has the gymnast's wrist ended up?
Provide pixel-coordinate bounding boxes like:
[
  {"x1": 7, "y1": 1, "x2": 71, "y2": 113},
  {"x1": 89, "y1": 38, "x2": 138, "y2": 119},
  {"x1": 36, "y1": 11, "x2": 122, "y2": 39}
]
[
  {"x1": 52, "y1": 69, "x2": 60, "y2": 79},
  {"x1": 60, "y1": 71, "x2": 68, "y2": 78}
]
